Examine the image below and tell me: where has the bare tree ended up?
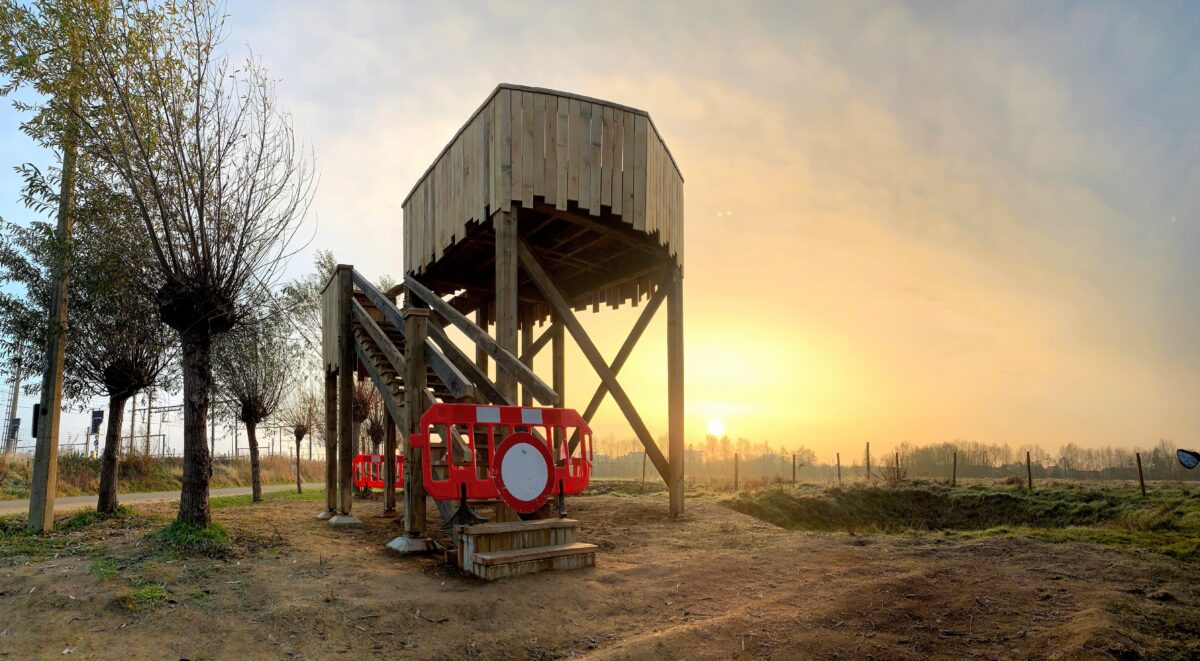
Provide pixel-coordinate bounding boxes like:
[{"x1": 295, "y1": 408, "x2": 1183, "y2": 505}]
[
  {"x1": 363, "y1": 397, "x2": 386, "y2": 455},
  {"x1": 280, "y1": 388, "x2": 318, "y2": 494},
  {"x1": 70, "y1": 0, "x2": 313, "y2": 525},
  {"x1": 351, "y1": 378, "x2": 379, "y2": 456},
  {"x1": 214, "y1": 323, "x2": 293, "y2": 502}
]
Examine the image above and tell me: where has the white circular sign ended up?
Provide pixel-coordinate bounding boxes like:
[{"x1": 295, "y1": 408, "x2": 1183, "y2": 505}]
[{"x1": 500, "y1": 442, "x2": 550, "y2": 502}]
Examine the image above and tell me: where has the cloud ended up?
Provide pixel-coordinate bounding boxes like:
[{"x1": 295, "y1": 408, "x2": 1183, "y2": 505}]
[{"x1": 220, "y1": 0, "x2": 1199, "y2": 452}]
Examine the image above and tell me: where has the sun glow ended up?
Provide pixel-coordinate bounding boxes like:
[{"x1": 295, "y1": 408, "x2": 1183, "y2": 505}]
[{"x1": 706, "y1": 419, "x2": 726, "y2": 437}]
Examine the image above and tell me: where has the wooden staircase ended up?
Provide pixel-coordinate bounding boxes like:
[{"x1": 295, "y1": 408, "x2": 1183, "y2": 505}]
[{"x1": 456, "y1": 519, "x2": 597, "y2": 581}]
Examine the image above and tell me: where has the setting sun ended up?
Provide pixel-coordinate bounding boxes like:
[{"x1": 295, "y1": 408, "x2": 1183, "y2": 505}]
[{"x1": 706, "y1": 419, "x2": 726, "y2": 437}]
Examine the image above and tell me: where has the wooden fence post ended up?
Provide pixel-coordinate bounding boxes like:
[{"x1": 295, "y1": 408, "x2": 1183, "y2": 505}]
[
  {"x1": 952, "y1": 452, "x2": 957, "y2": 487},
  {"x1": 895, "y1": 452, "x2": 900, "y2": 480},
  {"x1": 640, "y1": 450, "x2": 647, "y2": 493},
  {"x1": 836, "y1": 452, "x2": 842, "y2": 487},
  {"x1": 1026, "y1": 451, "x2": 1033, "y2": 491},
  {"x1": 733, "y1": 452, "x2": 739, "y2": 492},
  {"x1": 865, "y1": 442, "x2": 871, "y2": 480},
  {"x1": 1136, "y1": 452, "x2": 1146, "y2": 497},
  {"x1": 792, "y1": 453, "x2": 796, "y2": 484}
]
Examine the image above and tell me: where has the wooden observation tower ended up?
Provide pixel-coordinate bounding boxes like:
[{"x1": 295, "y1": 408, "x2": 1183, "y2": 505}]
[{"x1": 320, "y1": 84, "x2": 685, "y2": 547}]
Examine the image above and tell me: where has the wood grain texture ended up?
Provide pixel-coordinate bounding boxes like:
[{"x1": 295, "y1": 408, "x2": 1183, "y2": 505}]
[{"x1": 401, "y1": 84, "x2": 684, "y2": 278}]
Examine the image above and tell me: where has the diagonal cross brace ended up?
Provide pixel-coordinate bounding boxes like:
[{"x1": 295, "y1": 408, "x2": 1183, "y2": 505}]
[
  {"x1": 567, "y1": 277, "x2": 668, "y2": 453},
  {"x1": 516, "y1": 238, "x2": 671, "y2": 482}
]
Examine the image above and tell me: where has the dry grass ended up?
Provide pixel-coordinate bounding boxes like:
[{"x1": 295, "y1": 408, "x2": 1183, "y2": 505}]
[{"x1": 0, "y1": 452, "x2": 325, "y2": 500}]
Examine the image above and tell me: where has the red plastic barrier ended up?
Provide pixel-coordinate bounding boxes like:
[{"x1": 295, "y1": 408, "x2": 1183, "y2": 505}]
[
  {"x1": 351, "y1": 453, "x2": 404, "y2": 489},
  {"x1": 409, "y1": 404, "x2": 592, "y2": 503}
]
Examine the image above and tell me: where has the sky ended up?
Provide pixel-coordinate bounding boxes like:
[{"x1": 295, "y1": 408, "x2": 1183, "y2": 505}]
[{"x1": 2, "y1": 0, "x2": 1198, "y2": 460}]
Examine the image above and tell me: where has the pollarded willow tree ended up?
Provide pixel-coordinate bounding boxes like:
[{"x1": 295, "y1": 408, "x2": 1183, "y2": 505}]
[
  {"x1": 214, "y1": 323, "x2": 294, "y2": 503},
  {"x1": 71, "y1": 0, "x2": 313, "y2": 525},
  {"x1": 279, "y1": 388, "x2": 318, "y2": 494}
]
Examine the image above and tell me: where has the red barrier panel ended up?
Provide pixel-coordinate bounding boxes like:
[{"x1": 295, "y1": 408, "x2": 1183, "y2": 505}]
[
  {"x1": 409, "y1": 404, "x2": 592, "y2": 503},
  {"x1": 351, "y1": 453, "x2": 404, "y2": 489}
]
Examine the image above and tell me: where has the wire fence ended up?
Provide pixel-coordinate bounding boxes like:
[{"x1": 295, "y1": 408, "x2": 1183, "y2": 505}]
[{"x1": 591, "y1": 441, "x2": 1200, "y2": 488}]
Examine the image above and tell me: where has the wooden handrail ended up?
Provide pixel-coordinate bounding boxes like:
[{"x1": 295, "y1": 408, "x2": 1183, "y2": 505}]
[
  {"x1": 351, "y1": 271, "x2": 475, "y2": 401},
  {"x1": 403, "y1": 274, "x2": 558, "y2": 405}
]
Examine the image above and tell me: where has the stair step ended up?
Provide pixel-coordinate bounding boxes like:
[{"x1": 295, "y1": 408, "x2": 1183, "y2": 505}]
[
  {"x1": 473, "y1": 542, "x2": 596, "y2": 566},
  {"x1": 469, "y1": 542, "x2": 596, "y2": 580},
  {"x1": 460, "y1": 519, "x2": 578, "y2": 536}
]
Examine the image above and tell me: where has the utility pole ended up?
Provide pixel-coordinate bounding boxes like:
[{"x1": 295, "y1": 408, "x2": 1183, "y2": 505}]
[
  {"x1": 208, "y1": 388, "x2": 215, "y2": 458},
  {"x1": 144, "y1": 391, "x2": 153, "y2": 455},
  {"x1": 28, "y1": 50, "x2": 82, "y2": 532}
]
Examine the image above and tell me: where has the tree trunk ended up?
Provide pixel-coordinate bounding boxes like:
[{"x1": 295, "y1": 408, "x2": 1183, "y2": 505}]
[
  {"x1": 177, "y1": 331, "x2": 214, "y2": 526},
  {"x1": 97, "y1": 393, "x2": 128, "y2": 514},
  {"x1": 294, "y1": 433, "x2": 303, "y2": 494},
  {"x1": 247, "y1": 420, "x2": 262, "y2": 502}
]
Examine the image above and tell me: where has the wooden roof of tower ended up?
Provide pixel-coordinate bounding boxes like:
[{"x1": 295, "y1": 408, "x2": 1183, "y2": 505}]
[{"x1": 401, "y1": 84, "x2": 684, "y2": 318}]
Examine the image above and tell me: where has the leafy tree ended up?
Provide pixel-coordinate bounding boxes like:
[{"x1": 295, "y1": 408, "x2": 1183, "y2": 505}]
[
  {"x1": 0, "y1": 0, "x2": 101, "y2": 530},
  {"x1": 214, "y1": 323, "x2": 294, "y2": 502},
  {"x1": 0, "y1": 162, "x2": 175, "y2": 514},
  {"x1": 68, "y1": 0, "x2": 313, "y2": 525}
]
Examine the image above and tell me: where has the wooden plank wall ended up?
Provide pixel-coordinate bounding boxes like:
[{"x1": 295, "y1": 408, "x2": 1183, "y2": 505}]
[
  {"x1": 320, "y1": 274, "x2": 340, "y2": 373},
  {"x1": 402, "y1": 85, "x2": 684, "y2": 295}
]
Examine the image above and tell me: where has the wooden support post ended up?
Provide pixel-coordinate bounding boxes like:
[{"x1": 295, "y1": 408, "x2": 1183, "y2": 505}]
[
  {"x1": 337, "y1": 267, "x2": 354, "y2": 516},
  {"x1": 494, "y1": 209, "x2": 518, "y2": 403},
  {"x1": 792, "y1": 454, "x2": 796, "y2": 484},
  {"x1": 552, "y1": 315, "x2": 565, "y2": 453},
  {"x1": 1136, "y1": 452, "x2": 1146, "y2": 497},
  {"x1": 836, "y1": 452, "x2": 842, "y2": 487},
  {"x1": 733, "y1": 452, "x2": 739, "y2": 492},
  {"x1": 520, "y1": 318, "x2": 533, "y2": 407},
  {"x1": 1026, "y1": 451, "x2": 1033, "y2": 491},
  {"x1": 403, "y1": 308, "x2": 431, "y2": 536},
  {"x1": 865, "y1": 442, "x2": 871, "y2": 480},
  {"x1": 640, "y1": 450, "x2": 647, "y2": 493},
  {"x1": 667, "y1": 264, "x2": 684, "y2": 516},
  {"x1": 383, "y1": 408, "x2": 397, "y2": 513},
  {"x1": 952, "y1": 452, "x2": 957, "y2": 487}
]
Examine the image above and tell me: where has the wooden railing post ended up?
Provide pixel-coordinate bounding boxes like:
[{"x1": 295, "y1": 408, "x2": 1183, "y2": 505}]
[
  {"x1": 334, "y1": 266, "x2": 358, "y2": 524},
  {"x1": 836, "y1": 452, "x2": 842, "y2": 487},
  {"x1": 383, "y1": 408, "x2": 397, "y2": 513},
  {"x1": 403, "y1": 308, "x2": 431, "y2": 537}
]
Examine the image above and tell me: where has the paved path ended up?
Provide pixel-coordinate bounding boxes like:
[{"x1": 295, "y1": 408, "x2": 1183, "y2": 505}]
[{"x1": 0, "y1": 483, "x2": 325, "y2": 515}]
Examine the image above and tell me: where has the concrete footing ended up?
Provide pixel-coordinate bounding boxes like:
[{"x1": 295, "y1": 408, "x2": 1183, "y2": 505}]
[
  {"x1": 315, "y1": 510, "x2": 335, "y2": 520},
  {"x1": 328, "y1": 514, "x2": 363, "y2": 528},
  {"x1": 387, "y1": 535, "x2": 440, "y2": 555}
]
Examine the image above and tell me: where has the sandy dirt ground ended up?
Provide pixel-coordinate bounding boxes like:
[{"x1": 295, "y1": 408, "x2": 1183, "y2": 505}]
[{"x1": 1, "y1": 492, "x2": 1196, "y2": 660}]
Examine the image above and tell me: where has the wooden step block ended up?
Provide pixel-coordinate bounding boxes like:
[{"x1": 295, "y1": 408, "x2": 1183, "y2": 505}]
[
  {"x1": 469, "y1": 542, "x2": 596, "y2": 581},
  {"x1": 457, "y1": 519, "x2": 579, "y2": 568}
]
